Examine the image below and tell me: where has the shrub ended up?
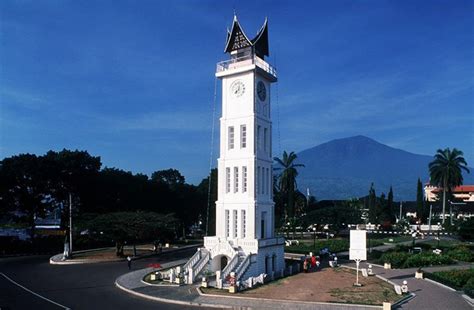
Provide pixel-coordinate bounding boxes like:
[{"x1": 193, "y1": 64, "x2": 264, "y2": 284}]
[
  {"x1": 285, "y1": 239, "x2": 349, "y2": 255},
  {"x1": 403, "y1": 253, "x2": 453, "y2": 268},
  {"x1": 380, "y1": 252, "x2": 409, "y2": 268},
  {"x1": 447, "y1": 246, "x2": 474, "y2": 262},
  {"x1": 426, "y1": 269, "x2": 474, "y2": 291},
  {"x1": 458, "y1": 219, "x2": 474, "y2": 240},
  {"x1": 464, "y1": 277, "x2": 474, "y2": 298}
]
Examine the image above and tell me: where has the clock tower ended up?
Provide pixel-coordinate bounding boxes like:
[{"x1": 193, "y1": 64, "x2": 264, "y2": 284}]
[{"x1": 183, "y1": 15, "x2": 285, "y2": 288}]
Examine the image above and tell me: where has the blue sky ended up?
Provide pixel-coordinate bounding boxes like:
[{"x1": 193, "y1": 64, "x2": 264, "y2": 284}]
[{"x1": 1, "y1": 0, "x2": 473, "y2": 184}]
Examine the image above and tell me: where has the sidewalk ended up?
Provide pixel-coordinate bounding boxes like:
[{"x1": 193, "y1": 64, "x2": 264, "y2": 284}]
[
  {"x1": 115, "y1": 259, "x2": 383, "y2": 310},
  {"x1": 343, "y1": 261, "x2": 473, "y2": 310},
  {"x1": 50, "y1": 244, "x2": 201, "y2": 265}
]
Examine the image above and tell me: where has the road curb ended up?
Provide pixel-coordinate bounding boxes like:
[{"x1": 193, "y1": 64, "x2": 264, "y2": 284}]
[
  {"x1": 196, "y1": 286, "x2": 383, "y2": 309},
  {"x1": 424, "y1": 278, "x2": 457, "y2": 292},
  {"x1": 114, "y1": 280, "x2": 230, "y2": 309}
]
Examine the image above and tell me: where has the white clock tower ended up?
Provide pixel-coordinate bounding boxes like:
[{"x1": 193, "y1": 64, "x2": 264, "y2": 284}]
[{"x1": 184, "y1": 15, "x2": 285, "y2": 288}]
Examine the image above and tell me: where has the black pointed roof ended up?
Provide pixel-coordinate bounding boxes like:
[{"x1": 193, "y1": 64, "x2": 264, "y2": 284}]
[{"x1": 224, "y1": 16, "x2": 269, "y2": 58}]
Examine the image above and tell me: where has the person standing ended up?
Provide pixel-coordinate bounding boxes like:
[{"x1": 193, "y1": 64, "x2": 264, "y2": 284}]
[
  {"x1": 127, "y1": 256, "x2": 132, "y2": 270},
  {"x1": 311, "y1": 255, "x2": 316, "y2": 271}
]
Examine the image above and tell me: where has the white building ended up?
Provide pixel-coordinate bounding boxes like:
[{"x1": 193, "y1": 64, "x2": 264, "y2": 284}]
[
  {"x1": 182, "y1": 16, "x2": 285, "y2": 288},
  {"x1": 424, "y1": 184, "x2": 474, "y2": 202}
]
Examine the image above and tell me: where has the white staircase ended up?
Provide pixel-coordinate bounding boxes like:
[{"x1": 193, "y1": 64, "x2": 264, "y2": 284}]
[
  {"x1": 184, "y1": 248, "x2": 210, "y2": 284},
  {"x1": 217, "y1": 247, "x2": 252, "y2": 288}
]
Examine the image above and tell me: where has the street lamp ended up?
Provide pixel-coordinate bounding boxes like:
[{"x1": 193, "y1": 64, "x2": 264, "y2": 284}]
[
  {"x1": 437, "y1": 222, "x2": 441, "y2": 248},
  {"x1": 313, "y1": 226, "x2": 317, "y2": 249},
  {"x1": 368, "y1": 222, "x2": 372, "y2": 253}
]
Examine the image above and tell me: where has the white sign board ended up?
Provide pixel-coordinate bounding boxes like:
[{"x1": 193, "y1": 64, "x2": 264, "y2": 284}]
[{"x1": 349, "y1": 230, "x2": 367, "y2": 261}]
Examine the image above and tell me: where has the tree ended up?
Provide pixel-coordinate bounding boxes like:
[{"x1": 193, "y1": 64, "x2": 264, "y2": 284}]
[
  {"x1": 197, "y1": 168, "x2": 217, "y2": 236},
  {"x1": 416, "y1": 178, "x2": 425, "y2": 223},
  {"x1": 305, "y1": 199, "x2": 362, "y2": 232},
  {"x1": 429, "y1": 148, "x2": 470, "y2": 224},
  {"x1": 273, "y1": 151, "x2": 305, "y2": 219},
  {"x1": 387, "y1": 186, "x2": 394, "y2": 223},
  {"x1": 0, "y1": 154, "x2": 52, "y2": 238},
  {"x1": 368, "y1": 183, "x2": 377, "y2": 224},
  {"x1": 87, "y1": 212, "x2": 177, "y2": 256},
  {"x1": 378, "y1": 192, "x2": 386, "y2": 224},
  {"x1": 151, "y1": 169, "x2": 185, "y2": 188}
]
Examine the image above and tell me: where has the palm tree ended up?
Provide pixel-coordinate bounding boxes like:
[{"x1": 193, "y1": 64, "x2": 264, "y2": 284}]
[
  {"x1": 273, "y1": 151, "x2": 305, "y2": 220},
  {"x1": 429, "y1": 148, "x2": 470, "y2": 224}
]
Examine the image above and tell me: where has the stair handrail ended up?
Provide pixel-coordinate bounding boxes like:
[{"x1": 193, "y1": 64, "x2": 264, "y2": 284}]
[
  {"x1": 221, "y1": 253, "x2": 239, "y2": 280},
  {"x1": 183, "y1": 248, "x2": 201, "y2": 271},
  {"x1": 235, "y1": 254, "x2": 251, "y2": 280},
  {"x1": 192, "y1": 251, "x2": 210, "y2": 278}
]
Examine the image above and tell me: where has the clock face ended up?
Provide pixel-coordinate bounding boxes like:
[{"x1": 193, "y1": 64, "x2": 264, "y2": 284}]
[
  {"x1": 257, "y1": 81, "x2": 266, "y2": 101},
  {"x1": 230, "y1": 80, "x2": 245, "y2": 98}
]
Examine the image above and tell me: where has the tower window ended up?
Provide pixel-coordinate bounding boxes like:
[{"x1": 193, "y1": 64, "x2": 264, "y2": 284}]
[
  {"x1": 226, "y1": 167, "x2": 231, "y2": 193},
  {"x1": 257, "y1": 166, "x2": 260, "y2": 195},
  {"x1": 242, "y1": 166, "x2": 247, "y2": 193},
  {"x1": 262, "y1": 167, "x2": 268, "y2": 195},
  {"x1": 264, "y1": 128, "x2": 268, "y2": 153},
  {"x1": 241, "y1": 210, "x2": 246, "y2": 238},
  {"x1": 225, "y1": 210, "x2": 230, "y2": 238},
  {"x1": 234, "y1": 167, "x2": 239, "y2": 193},
  {"x1": 233, "y1": 210, "x2": 238, "y2": 238},
  {"x1": 257, "y1": 125, "x2": 261, "y2": 150},
  {"x1": 267, "y1": 168, "x2": 270, "y2": 195},
  {"x1": 228, "y1": 126, "x2": 234, "y2": 150},
  {"x1": 240, "y1": 125, "x2": 247, "y2": 148}
]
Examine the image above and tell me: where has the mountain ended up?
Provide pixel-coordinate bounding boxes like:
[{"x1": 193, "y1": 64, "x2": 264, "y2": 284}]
[{"x1": 296, "y1": 135, "x2": 473, "y2": 201}]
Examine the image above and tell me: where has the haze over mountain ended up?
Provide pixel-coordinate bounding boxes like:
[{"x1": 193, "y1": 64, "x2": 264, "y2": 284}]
[{"x1": 296, "y1": 135, "x2": 473, "y2": 201}]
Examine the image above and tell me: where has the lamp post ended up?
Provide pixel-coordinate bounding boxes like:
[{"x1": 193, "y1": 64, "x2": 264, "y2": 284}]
[
  {"x1": 368, "y1": 222, "x2": 371, "y2": 253},
  {"x1": 437, "y1": 222, "x2": 441, "y2": 248},
  {"x1": 69, "y1": 193, "x2": 73, "y2": 258},
  {"x1": 313, "y1": 227, "x2": 317, "y2": 250}
]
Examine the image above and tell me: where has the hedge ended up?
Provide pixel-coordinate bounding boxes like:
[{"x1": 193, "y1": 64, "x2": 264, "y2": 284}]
[
  {"x1": 380, "y1": 251, "x2": 454, "y2": 268},
  {"x1": 426, "y1": 269, "x2": 474, "y2": 298},
  {"x1": 446, "y1": 246, "x2": 474, "y2": 262}
]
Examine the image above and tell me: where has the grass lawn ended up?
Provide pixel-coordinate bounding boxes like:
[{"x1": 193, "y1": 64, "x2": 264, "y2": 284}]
[
  {"x1": 201, "y1": 267, "x2": 403, "y2": 305},
  {"x1": 371, "y1": 235, "x2": 413, "y2": 244},
  {"x1": 285, "y1": 237, "x2": 386, "y2": 255}
]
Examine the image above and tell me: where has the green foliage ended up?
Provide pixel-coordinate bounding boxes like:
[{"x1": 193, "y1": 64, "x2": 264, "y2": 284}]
[
  {"x1": 386, "y1": 187, "x2": 394, "y2": 223},
  {"x1": 368, "y1": 183, "x2": 377, "y2": 224},
  {"x1": 446, "y1": 246, "x2": 474, "y2": 262},
  {"x1": 151, "y1": 169, "x2": 185, "y2": 188},
  {"x1": 285, "y1": 239, "x2": 350, "y2": 254},
  {"x1": 458, "y1": 218, "x2": 474, "y2": 241},
  {"x1": 1, "y1": 150, "x2": 212, "y2": 241},
  {"x1": 380, "y1": 250, "x2": 454, "y2": 268},
  {"x1": 380, "y1": 252, "x2": 410, "y2": 268},
  {"x1": 464, "y1": 277, "x2": 474, "y2": 298},
  {"x1": 273, "y1": 151, "x2": 305, "y2": 219},
  {"x1": 87, "y1": 211, "x2": 177, "y2": 256},
  {"x1": 403, "y1": 253, "x2": 453, "y2": 268},
  {"x1": 429, "y1": 148, "x2": 470, "y2": 224},
  {"x1": 426, "y1": 269, "x2": 474, "y2": 295},
  {"x1": 416, "y1": 178, "x2": 425, "y2": 223},
  {"x1": 304, "y1": 200, "x2": 362, "y2": 231}
]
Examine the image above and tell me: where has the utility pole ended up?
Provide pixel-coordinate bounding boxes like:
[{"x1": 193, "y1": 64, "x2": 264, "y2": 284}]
[
  {"x1": 399, "y1": 201, "x2": 403, "y2": 222},
  {"x1": 69, "y1": 193, "x2": 73, "y2": 257},
  {"x1": 428, "y1": 205, "x2": 432, "y2": 231}
]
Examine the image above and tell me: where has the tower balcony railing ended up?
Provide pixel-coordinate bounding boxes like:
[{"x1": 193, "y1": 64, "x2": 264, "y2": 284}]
[{"x1": 216, "y1": 54, "x2": 277, "y2": 78}]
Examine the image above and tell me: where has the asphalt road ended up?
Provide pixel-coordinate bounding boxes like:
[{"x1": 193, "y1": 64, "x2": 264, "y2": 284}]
[{"x1": 0, "y1": 248, "x2": 218, "y2": 310}]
